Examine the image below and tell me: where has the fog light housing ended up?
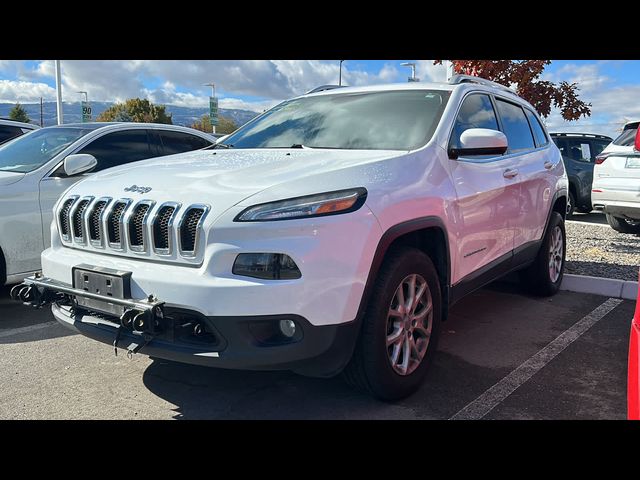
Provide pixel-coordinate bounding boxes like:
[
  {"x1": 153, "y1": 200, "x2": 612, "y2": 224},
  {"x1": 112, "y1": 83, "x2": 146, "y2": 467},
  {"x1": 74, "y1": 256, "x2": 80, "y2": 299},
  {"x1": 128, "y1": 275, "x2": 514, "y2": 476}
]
[
  {"x1": 279, "y1": 319, "x2": 296, "y2": 338},
  {"x1": 233, "y1": 253, "x2": 301, "y2": 280}
]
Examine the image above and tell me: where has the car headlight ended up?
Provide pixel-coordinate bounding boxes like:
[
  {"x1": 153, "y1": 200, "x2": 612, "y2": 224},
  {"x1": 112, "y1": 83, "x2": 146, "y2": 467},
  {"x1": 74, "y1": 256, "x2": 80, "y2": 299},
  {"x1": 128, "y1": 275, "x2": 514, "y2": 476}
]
[{"x1": 234, "y1": 188, "x2": 367, "y2": 222}]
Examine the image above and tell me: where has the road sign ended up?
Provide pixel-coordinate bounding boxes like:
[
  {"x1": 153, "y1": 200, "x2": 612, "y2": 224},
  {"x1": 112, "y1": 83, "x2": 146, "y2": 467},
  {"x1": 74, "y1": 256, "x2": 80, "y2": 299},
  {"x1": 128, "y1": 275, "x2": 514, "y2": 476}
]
[
  {"x1": 81, "y1": 101, "x2": 92, "y2": 122},
  {"x1": 209, "y1": 97, "x2": 218, "y2": 126}
]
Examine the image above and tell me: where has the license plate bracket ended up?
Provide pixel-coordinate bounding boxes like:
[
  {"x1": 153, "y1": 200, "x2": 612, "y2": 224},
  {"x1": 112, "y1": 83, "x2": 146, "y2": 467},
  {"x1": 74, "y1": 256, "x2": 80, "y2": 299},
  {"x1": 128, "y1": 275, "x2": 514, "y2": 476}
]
[
  {"x1": 72, "y1": 264, "x2": 132, "y2": 317},
  {"x1": 626, "y1": 157, "x2": 640, "y2": 168}
]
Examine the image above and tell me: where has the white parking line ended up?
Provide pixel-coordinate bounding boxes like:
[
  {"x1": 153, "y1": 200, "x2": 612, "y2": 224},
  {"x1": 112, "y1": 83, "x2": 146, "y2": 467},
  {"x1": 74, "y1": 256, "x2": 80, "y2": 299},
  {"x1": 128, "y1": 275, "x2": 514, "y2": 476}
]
[
  {"x1": 0, "y1": 321, "x2": 58, "y2": 339},
  {"x1": 450, "y1": 297, "x2": 624, "y2": 420}
]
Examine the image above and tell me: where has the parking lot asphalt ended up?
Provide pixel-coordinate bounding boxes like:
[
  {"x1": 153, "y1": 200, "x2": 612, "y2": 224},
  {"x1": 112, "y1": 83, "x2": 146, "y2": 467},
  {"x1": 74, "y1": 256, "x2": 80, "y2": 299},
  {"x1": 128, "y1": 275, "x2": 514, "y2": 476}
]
[{"x1": 0, "y1": 280, "x2": 633, "y2": 420}]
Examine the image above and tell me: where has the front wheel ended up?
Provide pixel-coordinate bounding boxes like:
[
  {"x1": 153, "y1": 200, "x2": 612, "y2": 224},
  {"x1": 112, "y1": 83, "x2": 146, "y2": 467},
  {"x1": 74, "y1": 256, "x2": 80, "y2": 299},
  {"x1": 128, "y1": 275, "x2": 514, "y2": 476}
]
[
  {"x1": 519, "y1": 212, "x2": 566, "y2": 296},
  {"x1": 606, "y1": 214, "x2": 640, "y2": 234},
  {"x1": 343, "y1": 247, "x2": 442, "y2": 401}
]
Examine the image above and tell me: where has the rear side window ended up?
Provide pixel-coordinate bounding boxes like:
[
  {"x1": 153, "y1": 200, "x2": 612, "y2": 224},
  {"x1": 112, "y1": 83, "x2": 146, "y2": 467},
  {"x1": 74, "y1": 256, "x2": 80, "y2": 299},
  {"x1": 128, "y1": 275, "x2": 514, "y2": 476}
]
[
  {"x1": 495, "y1": 99, "x2": 535, "y2": 153},
  {"x1": 158, "y1": 130, "x2": 212, "y2": 156},
  {"x1": 612, "y1": 123, "x2": 639, "y2": 146},
  {"x1": 449, "y1": 94, "x2": 499, "y2": 150},
  {"x1": 0, "y1": 125, "x2": 24, "y2": 144},
  {"x1": 556, "y1": 139, "x2": 592, "y2": 163},
  {"x1": 79, "y1": 129, "x2": 153, "y2": 172},
  {"x1": 591, "y1": 139, "x2": 610, "y2": 158},
  {"x1": 524, "y1": 109, "x2": 548, "y2": 147}
]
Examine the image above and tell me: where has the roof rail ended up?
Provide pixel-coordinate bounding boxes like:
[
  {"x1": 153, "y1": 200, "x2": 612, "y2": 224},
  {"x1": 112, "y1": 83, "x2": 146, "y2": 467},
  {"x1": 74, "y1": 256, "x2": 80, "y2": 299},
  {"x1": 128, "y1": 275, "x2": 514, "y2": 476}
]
[
  {"x1": 305, "y1": 85, "x2": 345, "y2": 94},
  {"x1": 549, "y1": 132, "x2": 613, "y2": 140},
  {"x1": 449, "y1": 74, "x2": 517, "y2": 95}
]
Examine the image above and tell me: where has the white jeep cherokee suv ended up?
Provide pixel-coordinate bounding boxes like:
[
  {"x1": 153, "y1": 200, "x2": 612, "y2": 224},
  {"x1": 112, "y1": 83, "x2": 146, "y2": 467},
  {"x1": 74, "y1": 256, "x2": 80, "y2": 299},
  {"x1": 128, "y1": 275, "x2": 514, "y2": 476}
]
[{"x1": 14, "y1": 76, "x2": 568, "y2": 400}]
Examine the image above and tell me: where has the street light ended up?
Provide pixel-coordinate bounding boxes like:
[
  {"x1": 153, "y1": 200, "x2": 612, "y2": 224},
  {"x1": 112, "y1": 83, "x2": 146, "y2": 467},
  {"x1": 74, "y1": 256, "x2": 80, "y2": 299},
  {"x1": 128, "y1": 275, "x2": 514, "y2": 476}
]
[
  {"x1": 400, "y1": 62, "x2": 420, "y2": 82},
  {"x1": 76, "y1": 91, "x2": 88, "y2": 102},
  {"x1": 339, "y1": 60, "x2": 345, "y2": 86},
  {"x1": 203, "y1": 82, "x2": 216, "y2": 98}
]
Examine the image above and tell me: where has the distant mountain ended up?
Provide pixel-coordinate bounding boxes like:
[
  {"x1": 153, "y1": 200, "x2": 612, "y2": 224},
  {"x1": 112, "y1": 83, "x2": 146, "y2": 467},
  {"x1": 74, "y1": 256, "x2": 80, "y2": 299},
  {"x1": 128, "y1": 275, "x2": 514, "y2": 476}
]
[{"x1": 0, "y1": 102, "x2": 258, "y2": 128}]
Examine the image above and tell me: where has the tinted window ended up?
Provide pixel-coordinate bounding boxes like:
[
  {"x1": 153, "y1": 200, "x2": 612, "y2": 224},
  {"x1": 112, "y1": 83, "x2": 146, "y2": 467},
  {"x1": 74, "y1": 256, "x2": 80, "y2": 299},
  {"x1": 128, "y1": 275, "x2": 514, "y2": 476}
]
[
  {"x1": 159, "y1": 130, "x2": 211, "y2": 155},
  {"x1": 612, "y1": 123, "x2": 638, "y2": 146},
  {"x1": 495, "y1": 99, "x2": 535, "y2": 153},
  {"x1": 524, "y1": 109, "x2": 548, "y2": 147},
  {"x1": 449, "y1": 94, "x2": 499, "y2": 150},
  {"x1": 0, "y1": 125, "x2": 24, "y2": 144},
  {"x1": 222, "y1": 90, "x2": 450, "y2": 150},
  {"x1": 591, "y1": 139, "x2": 610, "y2": 158},
  {"x1": 79, "y1": 130, "x2": 152, "y2": 172}
]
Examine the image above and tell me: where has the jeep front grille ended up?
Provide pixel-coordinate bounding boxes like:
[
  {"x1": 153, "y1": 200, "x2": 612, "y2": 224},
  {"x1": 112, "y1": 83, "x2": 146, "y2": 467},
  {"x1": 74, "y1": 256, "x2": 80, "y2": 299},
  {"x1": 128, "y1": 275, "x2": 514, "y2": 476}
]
[{"x1": 57, "y1": 197, "x2": 208, "y2": 261}]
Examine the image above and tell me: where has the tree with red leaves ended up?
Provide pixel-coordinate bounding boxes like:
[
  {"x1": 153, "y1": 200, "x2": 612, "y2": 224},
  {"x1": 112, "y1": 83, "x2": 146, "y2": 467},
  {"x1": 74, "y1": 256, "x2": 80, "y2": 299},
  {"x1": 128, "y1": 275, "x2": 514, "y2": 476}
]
[{"x1": 434, "y1": 60, "x2": 591, "y2": 121}]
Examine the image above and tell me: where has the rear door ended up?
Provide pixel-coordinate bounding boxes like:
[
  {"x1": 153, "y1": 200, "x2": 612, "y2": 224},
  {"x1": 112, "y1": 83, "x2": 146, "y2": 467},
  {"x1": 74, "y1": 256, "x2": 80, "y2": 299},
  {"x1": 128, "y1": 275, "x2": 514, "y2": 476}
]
[{"x1": 156, "y1": 130, "x2": 213, "y2": 155}]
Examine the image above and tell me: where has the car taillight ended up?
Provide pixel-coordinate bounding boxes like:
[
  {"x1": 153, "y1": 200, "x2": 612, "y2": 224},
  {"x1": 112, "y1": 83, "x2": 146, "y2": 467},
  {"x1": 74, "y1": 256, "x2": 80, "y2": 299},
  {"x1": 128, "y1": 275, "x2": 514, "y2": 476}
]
[
  {"x1": 635, "y1": 127, "x2": 640, "y2": 152},
  {"x1": 595, "y1": 154, "x2": 609, "y2": 164}
]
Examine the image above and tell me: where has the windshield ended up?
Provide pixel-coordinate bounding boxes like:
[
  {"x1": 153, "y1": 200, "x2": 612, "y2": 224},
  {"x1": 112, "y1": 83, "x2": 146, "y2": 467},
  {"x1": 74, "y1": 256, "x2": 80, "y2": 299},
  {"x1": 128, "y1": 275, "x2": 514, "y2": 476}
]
[
  {"x1": 0, "y1": 127, "x2": 93, "y2": 173},
  {"x1": 221, "y1": 90, "x2": 450, "y2": 150}
]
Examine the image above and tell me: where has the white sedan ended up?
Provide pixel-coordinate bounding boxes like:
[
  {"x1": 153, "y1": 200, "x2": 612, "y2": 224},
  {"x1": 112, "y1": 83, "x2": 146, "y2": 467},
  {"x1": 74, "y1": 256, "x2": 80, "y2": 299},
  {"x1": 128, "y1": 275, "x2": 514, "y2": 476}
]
[{"x1": 0, "y1": 122, "x2": 214, "y2": 285}]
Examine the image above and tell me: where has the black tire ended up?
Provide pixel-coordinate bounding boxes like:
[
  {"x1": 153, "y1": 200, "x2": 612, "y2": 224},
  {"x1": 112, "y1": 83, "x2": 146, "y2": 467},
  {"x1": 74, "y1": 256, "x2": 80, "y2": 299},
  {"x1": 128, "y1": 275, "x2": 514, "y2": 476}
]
[
  {"x1": 606, "y1": 214, "x2": 640, "y2": 234},
  {"x1": 519, "y1": 212, "x2": 566, "y2": 296},
  {"x1": 343, "y1": 247, "x2": 442, "y2": 401},
  {"x1": 0, "y1": 247, "x2": 5, "y2": 287},
  {"x1": 567, "y1": 191, "x2": 575, "y2": 217},
  {"x1": 576, "y1": 205, "x2": 592, "y2": 214}
]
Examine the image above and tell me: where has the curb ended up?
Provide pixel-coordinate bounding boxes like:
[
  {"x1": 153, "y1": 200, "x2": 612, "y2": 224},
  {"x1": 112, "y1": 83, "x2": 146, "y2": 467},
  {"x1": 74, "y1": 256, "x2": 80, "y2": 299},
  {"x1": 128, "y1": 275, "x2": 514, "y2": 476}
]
[{"x1": 560, "y1": 274, "x2": 638, "y2": 301}]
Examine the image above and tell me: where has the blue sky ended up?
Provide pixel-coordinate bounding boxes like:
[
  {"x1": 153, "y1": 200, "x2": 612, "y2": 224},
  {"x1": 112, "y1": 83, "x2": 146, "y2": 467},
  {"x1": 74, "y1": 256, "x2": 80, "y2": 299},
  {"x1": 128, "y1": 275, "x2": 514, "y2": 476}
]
[{"x1": 0, "y1": 60, "x2": 638, "y2": 138}]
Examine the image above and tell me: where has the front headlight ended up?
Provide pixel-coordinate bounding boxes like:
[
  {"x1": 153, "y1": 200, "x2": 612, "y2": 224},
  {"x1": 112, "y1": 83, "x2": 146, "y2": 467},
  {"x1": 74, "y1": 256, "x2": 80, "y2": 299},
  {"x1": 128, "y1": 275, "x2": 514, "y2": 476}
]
[{"x1": 234, "y1": 188, "x2": 368, "y2": 222}]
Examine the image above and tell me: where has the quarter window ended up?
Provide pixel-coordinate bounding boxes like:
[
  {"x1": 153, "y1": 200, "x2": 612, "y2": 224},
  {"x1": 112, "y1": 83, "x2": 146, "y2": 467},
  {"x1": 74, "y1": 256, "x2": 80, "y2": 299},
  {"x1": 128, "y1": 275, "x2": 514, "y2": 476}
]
[
  {"x1": 449, "y1": 94, "x2": 499, "y2": 151},
  {"x1": 0, "y1": 125, "x2": 24, "y2": 144},
  {"x1": 495, "y1": 99, "x2": 535, "y2": 153},
  {"x1": 524, "y1": 109, "x2": 548, "y2": 147}
]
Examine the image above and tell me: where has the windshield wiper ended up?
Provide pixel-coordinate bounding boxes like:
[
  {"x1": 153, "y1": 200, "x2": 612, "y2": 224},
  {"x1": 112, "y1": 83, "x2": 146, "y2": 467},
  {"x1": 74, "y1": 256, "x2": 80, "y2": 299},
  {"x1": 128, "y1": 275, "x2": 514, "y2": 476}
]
[{"x1": 205, "y1": 143, "x2": 234, "y2": 150}]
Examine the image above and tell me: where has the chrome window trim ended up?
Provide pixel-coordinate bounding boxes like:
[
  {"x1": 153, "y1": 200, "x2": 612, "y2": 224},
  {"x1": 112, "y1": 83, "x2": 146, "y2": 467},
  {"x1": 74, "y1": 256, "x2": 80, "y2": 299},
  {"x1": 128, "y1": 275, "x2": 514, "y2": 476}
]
[
  {"x1": 86, "y1": 197, "x2": 112, "y2": 248},
  {"x1": 125, "y1": 199, "x2": 156, "y2": 253},
  {"x1": 151, "y1": 202, "x2": 181, "y2": 256},
  {"x1": 57, "y1": 195, "x2": 79, "y2": 243},
  {"x1": 177, "y1": 204, "x2": 210, "y2": 258},
  {"x1": 103, "y1": 198, "x2": 133, "y2": 251},
  {"x1": 69, "y1": 196, "x2": 94, "y2": 245}
]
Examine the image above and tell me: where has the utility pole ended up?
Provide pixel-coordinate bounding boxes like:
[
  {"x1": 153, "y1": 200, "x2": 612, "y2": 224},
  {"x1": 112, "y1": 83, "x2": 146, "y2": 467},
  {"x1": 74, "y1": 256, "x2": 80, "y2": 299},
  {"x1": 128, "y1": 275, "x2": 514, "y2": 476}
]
[
  {"x1": 55, "y1": 60, "x2": 63, "y2": 125},
  {"x1": 40, "y1": 97, "x2": 44, "y2": 127}
]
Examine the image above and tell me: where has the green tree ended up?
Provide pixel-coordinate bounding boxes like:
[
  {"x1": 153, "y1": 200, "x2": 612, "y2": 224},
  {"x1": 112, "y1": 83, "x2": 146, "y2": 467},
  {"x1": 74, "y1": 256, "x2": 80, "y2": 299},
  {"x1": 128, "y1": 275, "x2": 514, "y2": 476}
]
[
  {"x1": 434, "y1": 60, "x2": 591, "y2": 121},
  {"x1": 9, "y1": 102, "x2": 31, "y2": 123},
  {"x1": 97, "y1": 98, "x2": 172, "y2": 124},
  {"x1": 191, "y1": 114, "x2": 238, "y2": 135}
]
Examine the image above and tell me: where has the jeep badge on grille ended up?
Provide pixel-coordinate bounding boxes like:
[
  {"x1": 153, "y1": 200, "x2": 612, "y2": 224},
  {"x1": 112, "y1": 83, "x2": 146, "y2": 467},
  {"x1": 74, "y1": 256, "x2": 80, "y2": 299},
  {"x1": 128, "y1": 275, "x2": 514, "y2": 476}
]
[{"x1": 124, "y1": 185, "x2": 152, "y2": 194}]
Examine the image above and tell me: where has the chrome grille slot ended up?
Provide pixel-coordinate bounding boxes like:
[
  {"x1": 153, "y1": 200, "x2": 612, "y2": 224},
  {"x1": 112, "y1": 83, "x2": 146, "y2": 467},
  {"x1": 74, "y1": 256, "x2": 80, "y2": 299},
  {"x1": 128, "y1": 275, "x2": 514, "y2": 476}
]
[
  {"x1": 178, "y1": 205, "x2": 209, "y2": 255},
  {"x1": 88, "y1": 201, "x2": 108, "y2": 242},
  {"x1": 72, "y1": 199, "x2": 91, "y2": 240},
  {"x1": 107, "y1": 201, "x2": 128, "y2": 246},
  {"x1": 58, "y1": 198, "x2": 76, "y2": 240},
  {"x1": 152, "y1": 203, "x2": 179, "y2": 254},
  {"x1": 128, "y1": 204, "x2": 150, "y2": 247}
]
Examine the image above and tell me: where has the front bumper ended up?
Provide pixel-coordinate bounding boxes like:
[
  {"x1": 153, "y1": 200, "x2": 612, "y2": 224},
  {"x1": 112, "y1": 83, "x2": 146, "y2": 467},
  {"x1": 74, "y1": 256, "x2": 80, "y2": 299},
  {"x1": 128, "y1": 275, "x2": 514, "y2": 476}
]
[{"x1": 16, "y1": 275, "x2": 360, "y2": 377}]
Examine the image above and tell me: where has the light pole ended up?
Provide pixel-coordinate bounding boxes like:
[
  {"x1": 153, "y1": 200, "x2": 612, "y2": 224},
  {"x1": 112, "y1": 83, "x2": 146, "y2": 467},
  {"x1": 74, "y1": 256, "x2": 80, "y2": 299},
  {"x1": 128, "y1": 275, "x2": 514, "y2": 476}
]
[
  {"x1": 204, "y1": 83, "x2": 217, "y2": 134},
  {"x1": 400, "y1": 62, "x2": 419, "y2": 82},
  {"x1": 77, "y1": 91, "x2": 88, "y2": 102},
  {"x1": 55, "y1": 60, "x2": 63, "y2": 124},
  {"x1": 339, "y1": 60, "x2": 345, "y2": 86}
]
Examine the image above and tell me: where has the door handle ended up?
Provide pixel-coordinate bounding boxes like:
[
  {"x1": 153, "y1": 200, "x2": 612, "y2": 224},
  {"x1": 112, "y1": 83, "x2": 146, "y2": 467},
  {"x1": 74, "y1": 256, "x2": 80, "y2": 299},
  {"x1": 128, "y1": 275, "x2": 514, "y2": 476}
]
[
  {"x1": 544, "y1": 161, "x2": 554, "y2": 170},
  {"x1": 503, "y1": 168, "x2": 519, "y2": 179}
]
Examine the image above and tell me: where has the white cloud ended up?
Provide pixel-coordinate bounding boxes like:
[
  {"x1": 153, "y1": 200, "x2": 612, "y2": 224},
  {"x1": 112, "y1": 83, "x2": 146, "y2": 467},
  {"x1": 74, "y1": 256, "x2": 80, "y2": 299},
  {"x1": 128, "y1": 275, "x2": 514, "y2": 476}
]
[{"x1": 0, "y1": 80, "x2": 56, "y2": 103}]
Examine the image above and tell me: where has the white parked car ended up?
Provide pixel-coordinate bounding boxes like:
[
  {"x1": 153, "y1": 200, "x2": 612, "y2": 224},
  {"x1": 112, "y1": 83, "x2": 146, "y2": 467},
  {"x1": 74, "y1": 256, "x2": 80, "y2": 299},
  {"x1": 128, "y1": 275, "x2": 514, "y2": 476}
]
[
  {"x1": 0, "y1": 118, "x2": 39, "y2": 145},
  {"x1": 14, "y1": 77, "x2": 568, "y2": 399},
  {"x1": 0, "y1": 123, "x2": 214, "y2": 285},
  {"x1": 592, "y1": 120, "x2": 640, "y2": 233}
]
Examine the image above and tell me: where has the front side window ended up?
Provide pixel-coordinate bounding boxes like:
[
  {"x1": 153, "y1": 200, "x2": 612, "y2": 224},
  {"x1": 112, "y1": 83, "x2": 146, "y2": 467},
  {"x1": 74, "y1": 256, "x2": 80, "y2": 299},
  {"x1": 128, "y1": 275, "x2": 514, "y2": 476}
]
[
  {"x1": 220, "y1": 90, "x2": 450, "y2": 151},
  {"x1": 449, "y1": 94, "x2": 499, "y2": 151},
  {"x1": 79, "y1": 130, "x2": 152, "y2": 172},
  {"x1": 495, "y1": 99, "x2": 535, "y2": 153},
  {"x1": 0, "y1": 127, "x2": 91, "y2": 173}
]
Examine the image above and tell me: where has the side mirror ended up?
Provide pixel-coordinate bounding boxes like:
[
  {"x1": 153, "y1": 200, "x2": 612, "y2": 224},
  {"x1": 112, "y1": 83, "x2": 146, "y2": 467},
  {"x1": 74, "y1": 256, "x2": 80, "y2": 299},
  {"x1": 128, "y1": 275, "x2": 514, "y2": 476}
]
[
  {"x1": 63, "y1": 154, "x2": 97, "y2": 176},
  {"x1": 449, "y1": 128, "x2": 508, "y2": 159}
]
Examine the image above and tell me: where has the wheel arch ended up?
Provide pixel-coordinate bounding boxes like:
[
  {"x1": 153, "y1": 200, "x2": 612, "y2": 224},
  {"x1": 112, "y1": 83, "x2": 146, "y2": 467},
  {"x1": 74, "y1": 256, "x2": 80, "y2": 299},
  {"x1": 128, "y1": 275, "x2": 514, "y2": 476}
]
[
  {"x1": 357, "y1": 217, "x2": 451, "y2": 322},
  {"x1": 0, "y1": 244, "x2": 6, "y2": 286}
]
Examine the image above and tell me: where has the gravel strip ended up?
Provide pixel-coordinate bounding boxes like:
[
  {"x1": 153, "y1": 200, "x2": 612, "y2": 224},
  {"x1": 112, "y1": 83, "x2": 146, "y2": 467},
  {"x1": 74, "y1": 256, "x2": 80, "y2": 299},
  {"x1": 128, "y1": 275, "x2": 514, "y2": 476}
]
[{"x1": 565, "y1": 220, "x2": 640, "y2": 282}]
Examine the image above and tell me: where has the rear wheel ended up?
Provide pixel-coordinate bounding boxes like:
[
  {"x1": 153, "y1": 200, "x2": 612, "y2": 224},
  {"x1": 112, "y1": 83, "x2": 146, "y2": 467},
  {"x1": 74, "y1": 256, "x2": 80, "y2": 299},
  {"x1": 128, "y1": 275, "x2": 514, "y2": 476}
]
[
  {"x1": 519, "y1": 212, "x2": 566, "y2": 296},
  {"x1": 567, "y1": 192, "x2": 576, "y2": 216},
  {"x1": 343, "y1": 247, "x2": 442, "y2": 401},
  {"x1": 606, "y1": 214, "x2": 640, "y2": 234}
]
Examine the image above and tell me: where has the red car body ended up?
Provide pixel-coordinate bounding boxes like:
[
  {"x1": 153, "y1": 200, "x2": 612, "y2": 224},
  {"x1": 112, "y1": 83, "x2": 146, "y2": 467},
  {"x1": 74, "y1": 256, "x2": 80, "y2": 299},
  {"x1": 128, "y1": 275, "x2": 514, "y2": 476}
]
[{"x1": 629, "y1": 270, "x2": 640, "y2": 420}]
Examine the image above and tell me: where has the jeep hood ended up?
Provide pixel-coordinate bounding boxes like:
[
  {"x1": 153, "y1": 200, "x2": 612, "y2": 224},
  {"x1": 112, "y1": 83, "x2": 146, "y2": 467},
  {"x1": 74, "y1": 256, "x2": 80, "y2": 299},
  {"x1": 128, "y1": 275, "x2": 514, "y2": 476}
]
[{"x1": 66, "y1": 148, "x2": 400, "y2": 218}]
